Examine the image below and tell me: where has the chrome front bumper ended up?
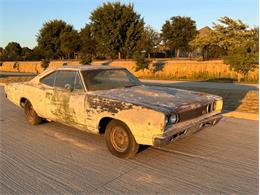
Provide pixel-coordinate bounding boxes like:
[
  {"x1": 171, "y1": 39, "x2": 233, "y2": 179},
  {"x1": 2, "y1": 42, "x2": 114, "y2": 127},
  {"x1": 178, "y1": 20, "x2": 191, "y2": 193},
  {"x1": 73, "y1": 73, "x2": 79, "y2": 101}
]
[{"x1": 153, "y1": 113, "x2": 222, "y2": 147}]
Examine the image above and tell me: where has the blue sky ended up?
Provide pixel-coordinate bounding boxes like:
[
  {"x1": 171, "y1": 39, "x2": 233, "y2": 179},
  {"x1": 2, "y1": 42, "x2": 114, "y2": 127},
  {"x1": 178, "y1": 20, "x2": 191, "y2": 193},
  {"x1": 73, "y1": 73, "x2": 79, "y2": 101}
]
[{"x1": 0, "y1": 0, "x2": 259, "y2": 49}]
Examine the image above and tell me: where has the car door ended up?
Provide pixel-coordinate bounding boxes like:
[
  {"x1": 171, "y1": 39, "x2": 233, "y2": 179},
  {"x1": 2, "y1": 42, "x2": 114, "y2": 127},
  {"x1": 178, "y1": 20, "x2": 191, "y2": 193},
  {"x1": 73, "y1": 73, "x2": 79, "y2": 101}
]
[
  {"x1": 38, "y1": 70, "x2": 57, "y2": 119},
  {"x1": 65, "y1": 71, "x2": 87, "y2": 128},
  {"x1": 51, "y1": 70, "x2": 87, "y2": 127}
]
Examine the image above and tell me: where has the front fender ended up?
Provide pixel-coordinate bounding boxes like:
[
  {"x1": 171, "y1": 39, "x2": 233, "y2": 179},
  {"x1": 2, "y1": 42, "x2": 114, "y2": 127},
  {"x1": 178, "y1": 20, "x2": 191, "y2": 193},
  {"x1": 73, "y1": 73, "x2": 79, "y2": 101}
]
[{"x1": 85, "y1": 95, "x2": 165, "y2": 145}]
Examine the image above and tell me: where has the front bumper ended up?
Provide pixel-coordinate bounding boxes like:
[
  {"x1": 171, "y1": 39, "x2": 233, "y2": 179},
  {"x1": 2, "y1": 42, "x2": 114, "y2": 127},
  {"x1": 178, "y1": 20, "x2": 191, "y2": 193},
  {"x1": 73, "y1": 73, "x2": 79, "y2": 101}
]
[{"x1": 153, "y1": 113, "x2": 222, "y2": 147}]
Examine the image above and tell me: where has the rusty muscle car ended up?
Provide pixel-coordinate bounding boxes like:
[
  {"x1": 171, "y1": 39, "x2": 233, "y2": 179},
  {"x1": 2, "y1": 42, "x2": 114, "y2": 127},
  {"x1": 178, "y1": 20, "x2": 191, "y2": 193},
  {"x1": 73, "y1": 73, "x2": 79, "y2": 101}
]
[{"x1": 5, "y1": 65, "x2": 223, "y2": 158}]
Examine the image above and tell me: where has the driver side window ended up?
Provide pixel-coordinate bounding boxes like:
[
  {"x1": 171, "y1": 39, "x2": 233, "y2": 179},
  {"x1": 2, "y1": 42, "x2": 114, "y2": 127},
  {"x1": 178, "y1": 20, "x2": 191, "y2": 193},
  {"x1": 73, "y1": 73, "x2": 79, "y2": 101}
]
[
  {"x1": 55, "y1": 71, "x2": 76, "y2": 89},
  {"x1": 52, "y1": 70, "x2": 84, "y2": 92}
]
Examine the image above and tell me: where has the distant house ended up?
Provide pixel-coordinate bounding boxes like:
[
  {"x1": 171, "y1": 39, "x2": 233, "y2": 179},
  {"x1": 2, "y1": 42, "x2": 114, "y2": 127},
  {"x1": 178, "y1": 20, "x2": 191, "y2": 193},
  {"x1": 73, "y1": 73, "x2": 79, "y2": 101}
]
[
  {"x1": 150, "y1": 26, "x2": 213, "y2": 58},
  {"x1": 191, "y1": 26, "x2": 213, "y2": 58},
  {"x1": 175, "y1": 26, "x2": 213, "y2": 58},
  {"x1": 198, "y1": 26, "x2": 212, "y2": 37}
]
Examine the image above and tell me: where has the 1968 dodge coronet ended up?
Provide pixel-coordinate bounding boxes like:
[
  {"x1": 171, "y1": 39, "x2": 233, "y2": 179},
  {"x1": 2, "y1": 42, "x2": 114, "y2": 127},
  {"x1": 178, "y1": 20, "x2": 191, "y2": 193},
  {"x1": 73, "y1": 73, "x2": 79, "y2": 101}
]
[{"x1": 5, "y1": 65, "x2": 223, "y2": 158}]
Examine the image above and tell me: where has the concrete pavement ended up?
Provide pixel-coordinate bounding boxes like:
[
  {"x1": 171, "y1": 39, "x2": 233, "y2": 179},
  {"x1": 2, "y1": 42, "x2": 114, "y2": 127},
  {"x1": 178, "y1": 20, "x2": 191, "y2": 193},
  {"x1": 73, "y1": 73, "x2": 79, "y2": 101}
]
[{"x1": 0, "y1": 87, "x2": 258, "y2": 194}]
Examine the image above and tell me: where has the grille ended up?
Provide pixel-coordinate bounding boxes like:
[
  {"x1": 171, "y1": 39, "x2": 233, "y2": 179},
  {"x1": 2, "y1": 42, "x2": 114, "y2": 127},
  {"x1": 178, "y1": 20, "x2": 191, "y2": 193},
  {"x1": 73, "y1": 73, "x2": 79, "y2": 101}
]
[{"x1": 178, "y1": 104, "x2": 209, "y2": 122}]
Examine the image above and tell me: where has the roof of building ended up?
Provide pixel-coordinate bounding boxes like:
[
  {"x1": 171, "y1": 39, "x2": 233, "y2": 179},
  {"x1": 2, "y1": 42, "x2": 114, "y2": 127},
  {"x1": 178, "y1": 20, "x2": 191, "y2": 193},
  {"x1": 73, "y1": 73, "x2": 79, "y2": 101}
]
[{"x1": 198, "y1": 26, "x2": 212, "y2": 37}]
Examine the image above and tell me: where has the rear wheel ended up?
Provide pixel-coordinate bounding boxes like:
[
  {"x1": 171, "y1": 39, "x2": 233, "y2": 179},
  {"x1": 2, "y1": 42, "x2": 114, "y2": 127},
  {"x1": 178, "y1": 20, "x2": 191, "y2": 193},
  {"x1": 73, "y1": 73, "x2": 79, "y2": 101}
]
[
  {"x1": 105, "y1": 120, "x2": 139, "y2": 158},
  {"x1": 24, "y1": 100, "x2": 43, "y2": 125}
]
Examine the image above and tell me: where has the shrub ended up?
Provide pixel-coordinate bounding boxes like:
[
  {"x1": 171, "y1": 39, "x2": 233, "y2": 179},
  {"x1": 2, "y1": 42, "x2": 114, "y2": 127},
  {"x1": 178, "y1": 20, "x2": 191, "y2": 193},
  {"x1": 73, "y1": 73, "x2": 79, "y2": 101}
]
[
  {"x1": 13, "y1": 61, "x2": 20, "y2": 72},
  {"x1": 34, "y1": 65, "x2": 39, "y2": 74},
  {"x1": 63, "y1": 62, "x2": 68, "y2": 66},
  {"x1": 133, "y1": 52, "x2": 151, "y2": 72},
  {"x1": 195, "y1": 56, "x2": 203, "y2": 61},
  {"x1": 41, "y1": 59, "x2": 50, "y2": 70},
  {"x1": 224, "y1": 46, "x2": 258, "y2": 81},
  {"x1": 152, "y1": 61, "x2": 165, "y2": 73},
  {"x1": 80, "y1": 54, "x2": 92, "y2": 65}
]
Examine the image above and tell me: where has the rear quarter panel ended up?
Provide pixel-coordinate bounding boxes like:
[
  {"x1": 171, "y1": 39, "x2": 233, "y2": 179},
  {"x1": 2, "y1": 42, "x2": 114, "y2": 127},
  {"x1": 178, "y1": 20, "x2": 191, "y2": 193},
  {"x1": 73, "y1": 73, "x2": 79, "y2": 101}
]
[
  {"x1": 5, "y1": 83, "x2": 25, "y2": 107},
  {"x1": 5, "y1": 82, "x2": 47, "y2": 118}
]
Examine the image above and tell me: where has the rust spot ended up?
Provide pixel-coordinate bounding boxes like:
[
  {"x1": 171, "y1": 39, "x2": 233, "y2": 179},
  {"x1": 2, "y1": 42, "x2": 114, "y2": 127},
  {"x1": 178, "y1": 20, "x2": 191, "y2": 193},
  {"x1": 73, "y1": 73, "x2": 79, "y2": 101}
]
[{"x1": 86, "y1": 95, "x2": 133, "y2": 114}]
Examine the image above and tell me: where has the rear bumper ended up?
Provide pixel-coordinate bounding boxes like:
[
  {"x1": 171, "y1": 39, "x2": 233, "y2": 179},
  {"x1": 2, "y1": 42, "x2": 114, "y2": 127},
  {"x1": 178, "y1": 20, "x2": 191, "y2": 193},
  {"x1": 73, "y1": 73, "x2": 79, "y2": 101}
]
[{"x1": 153, "y1": 113, "x2": 222, "y2": 147}]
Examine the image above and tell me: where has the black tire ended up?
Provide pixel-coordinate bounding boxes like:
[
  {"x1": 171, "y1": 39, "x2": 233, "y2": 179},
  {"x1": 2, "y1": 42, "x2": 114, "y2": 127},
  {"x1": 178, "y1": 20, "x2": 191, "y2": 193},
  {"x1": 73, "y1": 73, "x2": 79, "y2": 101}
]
[
  {"x1": 24, "y1": 100, "x2": 43, "y2": 125},
  {"x1": 105, "y1": 120, "x2": 139, "y2": 158}
]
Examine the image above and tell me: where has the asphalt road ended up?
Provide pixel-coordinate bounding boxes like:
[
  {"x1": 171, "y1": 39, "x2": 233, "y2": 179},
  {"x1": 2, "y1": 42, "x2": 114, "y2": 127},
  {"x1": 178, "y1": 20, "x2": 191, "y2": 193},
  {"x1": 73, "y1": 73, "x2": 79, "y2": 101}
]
[
  {"x1": 141, "y1": 79, "x2": 259, "y2": 91},
  {"x1": 0, "y1": 87, "x2": 258, "y2": 194},
  {"x1": 0, "y1": 72, "x2": 37, "y2": 77}
]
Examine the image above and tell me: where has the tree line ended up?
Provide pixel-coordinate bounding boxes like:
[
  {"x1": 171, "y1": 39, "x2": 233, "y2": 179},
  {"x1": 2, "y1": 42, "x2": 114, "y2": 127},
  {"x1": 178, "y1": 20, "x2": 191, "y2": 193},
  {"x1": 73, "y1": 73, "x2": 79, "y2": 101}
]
[{"x1": 0, "y1": 2, "x2": 258, "y2": 76}]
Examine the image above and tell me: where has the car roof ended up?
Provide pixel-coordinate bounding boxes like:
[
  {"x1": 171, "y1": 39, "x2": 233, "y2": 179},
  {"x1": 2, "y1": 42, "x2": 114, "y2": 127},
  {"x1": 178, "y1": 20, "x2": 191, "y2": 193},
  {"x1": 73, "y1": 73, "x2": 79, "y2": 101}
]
[
  {"x1": 56, "y1": 65, "x2": 125, "y2": 71},
  {"x1": 30, "y1": 64, "x2": 126, "y2": 84}
]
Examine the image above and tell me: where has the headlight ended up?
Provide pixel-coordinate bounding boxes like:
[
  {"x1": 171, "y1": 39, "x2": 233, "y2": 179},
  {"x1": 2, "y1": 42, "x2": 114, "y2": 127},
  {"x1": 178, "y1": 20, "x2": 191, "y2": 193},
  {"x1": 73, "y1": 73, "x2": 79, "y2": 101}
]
[
  {"x1": 169, "y1": 114, "x2": 178, "y2": 124},
  {"x1": 165, "y1": 113, "x2": 179, "y2": 128},
  {"x1": 212, "y1": 101, "x2": 216, "y2": 111}
]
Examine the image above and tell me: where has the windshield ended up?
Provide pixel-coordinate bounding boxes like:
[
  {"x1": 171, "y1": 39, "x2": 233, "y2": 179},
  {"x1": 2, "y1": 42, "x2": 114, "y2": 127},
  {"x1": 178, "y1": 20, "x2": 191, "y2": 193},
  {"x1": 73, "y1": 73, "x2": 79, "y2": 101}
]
[{"x1": 81, "y1": 68, "x2": 141, "y2": 91}]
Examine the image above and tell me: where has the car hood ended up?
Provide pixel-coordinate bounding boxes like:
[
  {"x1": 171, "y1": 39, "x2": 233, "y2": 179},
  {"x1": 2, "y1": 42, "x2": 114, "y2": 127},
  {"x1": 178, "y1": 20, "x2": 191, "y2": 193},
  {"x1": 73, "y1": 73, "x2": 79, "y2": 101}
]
[{"x1": 90, "y1": 85, "x2": 217, "y2": 114}]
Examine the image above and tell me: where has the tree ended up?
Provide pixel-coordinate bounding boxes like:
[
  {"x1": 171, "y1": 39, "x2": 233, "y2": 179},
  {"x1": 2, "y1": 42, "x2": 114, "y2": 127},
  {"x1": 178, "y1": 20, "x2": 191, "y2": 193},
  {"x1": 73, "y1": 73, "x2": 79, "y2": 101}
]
[
  {"x1": 90, "y1": 2, "x2": 144, "y2": 59},
  {"x1": 31, "y1": 46, "x2": 44, "y2": 61},
  {"x1": 60, "y1": 30, "x2": 80, "y2": 59},
  {"x1": 211, "y1": 17, "x2": 249, "y2": 51},
  {"x1": 79, "y1": 24, "x2": 96, "y2": 60},
  {"x1": 0, "y1": 47, "x2": 6, "y2": 61},
  {"x1": 193, "y1": 17, "x2": 256, "y2": 54},
  {"x1": 190, "y1": 17, "x2": 259, "y2": 79},
  {"x1": 161, "y1": 16, "x2": 197, "y2": 57},
  {"x1": 21, "y1": 47, "x2": 33, "y2": 60},
  {"x1": 5, "y1": 42, "x2": 22, "y2": 61},
  {"x1": 224, "y1": 27, "x2": 259, "y2": 80},
  {"x1": 140, "y1": 25, "x2": 160, "y2": 58},
  {"x1": 190, "y1": 27, "x2": 226, "y2": 60},
  {"x1": 37, "y1": 19, "x2": 76, "y2": 59}
]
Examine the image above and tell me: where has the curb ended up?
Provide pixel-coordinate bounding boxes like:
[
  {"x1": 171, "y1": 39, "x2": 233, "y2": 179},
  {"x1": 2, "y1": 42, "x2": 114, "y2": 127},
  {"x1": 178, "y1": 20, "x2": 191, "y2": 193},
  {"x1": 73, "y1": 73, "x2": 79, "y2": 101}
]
[{"x1": 223, "y1": 111, "x2": 259, "y2": 121}]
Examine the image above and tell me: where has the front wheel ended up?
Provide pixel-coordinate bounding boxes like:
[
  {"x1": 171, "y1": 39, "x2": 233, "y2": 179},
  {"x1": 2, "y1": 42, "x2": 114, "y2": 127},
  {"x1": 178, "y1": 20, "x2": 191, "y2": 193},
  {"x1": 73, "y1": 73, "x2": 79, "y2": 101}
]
[
  {"x1": 24, "y1": 100, "x2": 43, "y2": 125},
  {"x1": 105, "y1": 120, "x2": 139, "y2": 158}
]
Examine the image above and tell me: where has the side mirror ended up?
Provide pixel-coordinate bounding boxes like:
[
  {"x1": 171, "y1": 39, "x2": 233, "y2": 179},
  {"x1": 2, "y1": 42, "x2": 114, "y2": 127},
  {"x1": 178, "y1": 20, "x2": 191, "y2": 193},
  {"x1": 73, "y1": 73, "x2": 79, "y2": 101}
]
[{"x1": 64, "y1": 83, "x2": 73, "y2": 92}]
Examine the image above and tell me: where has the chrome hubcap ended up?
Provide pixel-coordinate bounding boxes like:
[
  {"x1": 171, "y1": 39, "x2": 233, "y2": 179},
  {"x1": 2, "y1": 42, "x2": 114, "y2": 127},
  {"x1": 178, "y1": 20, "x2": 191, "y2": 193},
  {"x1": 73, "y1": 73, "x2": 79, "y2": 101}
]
[{"x1": 110, "y1": 127, "x2": 129, "y2": 152}]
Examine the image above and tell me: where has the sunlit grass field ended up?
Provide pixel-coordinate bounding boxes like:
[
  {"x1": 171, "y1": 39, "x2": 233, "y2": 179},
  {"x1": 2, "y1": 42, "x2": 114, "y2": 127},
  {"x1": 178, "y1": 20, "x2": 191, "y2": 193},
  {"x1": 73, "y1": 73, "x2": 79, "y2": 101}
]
[{"x1": 0, "y1": 59, "x2": 258, "y2": 83}]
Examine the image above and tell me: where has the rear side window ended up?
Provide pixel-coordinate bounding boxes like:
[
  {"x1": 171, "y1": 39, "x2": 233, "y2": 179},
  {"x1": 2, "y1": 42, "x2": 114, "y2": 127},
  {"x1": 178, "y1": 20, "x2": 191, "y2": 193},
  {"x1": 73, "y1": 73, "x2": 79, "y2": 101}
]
[
  {"x1": 40, "y1": 71, "x2": 56, "y2": 87},
  {"x1": 55, "y1": 71, "x2": 76, "y2": 89}
]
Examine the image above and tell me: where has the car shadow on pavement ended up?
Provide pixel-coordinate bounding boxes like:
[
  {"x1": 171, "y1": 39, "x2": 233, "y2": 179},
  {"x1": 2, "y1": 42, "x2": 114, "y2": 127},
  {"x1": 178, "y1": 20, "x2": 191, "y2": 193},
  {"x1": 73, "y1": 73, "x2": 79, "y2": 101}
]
[{"x1": 40, "y1": 121, "x2": 106, "y2": 151}]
